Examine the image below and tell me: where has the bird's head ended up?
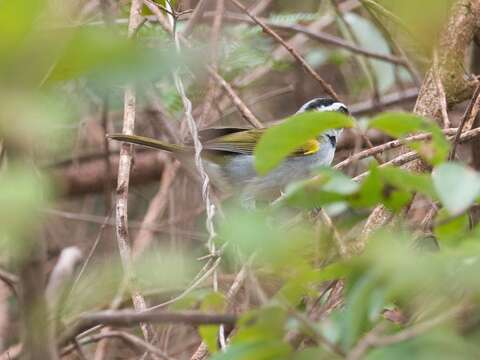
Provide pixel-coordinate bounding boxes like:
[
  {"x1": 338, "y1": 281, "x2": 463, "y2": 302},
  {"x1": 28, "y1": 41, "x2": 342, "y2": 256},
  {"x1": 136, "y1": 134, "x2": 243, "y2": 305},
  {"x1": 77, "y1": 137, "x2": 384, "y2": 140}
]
[{"x1": 296, "y1": 97, "x2": 349, "y2": 147}]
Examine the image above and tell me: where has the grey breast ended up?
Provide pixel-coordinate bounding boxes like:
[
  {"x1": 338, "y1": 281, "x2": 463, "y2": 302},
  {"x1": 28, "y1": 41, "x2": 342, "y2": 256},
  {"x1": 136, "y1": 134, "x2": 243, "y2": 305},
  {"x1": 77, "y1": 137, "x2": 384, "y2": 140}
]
[{"x1": 223, "y1": 137, "x2": 335, "y2": 196}]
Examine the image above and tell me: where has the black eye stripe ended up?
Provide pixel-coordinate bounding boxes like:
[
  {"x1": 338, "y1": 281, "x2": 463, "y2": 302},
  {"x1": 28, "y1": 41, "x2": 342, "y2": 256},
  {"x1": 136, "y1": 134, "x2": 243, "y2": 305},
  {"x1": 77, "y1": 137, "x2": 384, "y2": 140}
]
[{"x1": 326, "y1": 135, "x2": 336, "y2": 147}]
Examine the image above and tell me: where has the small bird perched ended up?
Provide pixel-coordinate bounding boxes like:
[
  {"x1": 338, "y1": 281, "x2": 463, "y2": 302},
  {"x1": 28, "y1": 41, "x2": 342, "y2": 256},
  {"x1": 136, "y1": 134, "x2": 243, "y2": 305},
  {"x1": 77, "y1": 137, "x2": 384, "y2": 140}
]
[{"x1": 109, "y1": 97, "x2": 349, "y2": 206}]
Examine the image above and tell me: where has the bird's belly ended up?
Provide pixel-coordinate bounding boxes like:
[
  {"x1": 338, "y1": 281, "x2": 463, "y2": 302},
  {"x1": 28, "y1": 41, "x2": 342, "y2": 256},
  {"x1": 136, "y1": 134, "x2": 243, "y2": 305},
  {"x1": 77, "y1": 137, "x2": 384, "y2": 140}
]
[{"x1": 223, "y1": 149, "x2": 334, "y2": 198}]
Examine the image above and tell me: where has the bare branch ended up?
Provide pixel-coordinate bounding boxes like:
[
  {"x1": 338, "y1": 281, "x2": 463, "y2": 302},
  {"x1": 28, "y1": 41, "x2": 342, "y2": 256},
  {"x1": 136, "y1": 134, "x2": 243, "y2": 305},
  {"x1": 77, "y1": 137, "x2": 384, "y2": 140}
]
[
  {"x1": 450, "y1": 83, "x2": 480, "y2": 160},
  {"x1": 229, "y1": 0, "x2": 341, "y2": 101},
  {"x1": 59, "y1": 310, "x2": 237, "y2": 346},
  {"x1": 115, "y1": 0, "x2": 157, "y2": 348}
]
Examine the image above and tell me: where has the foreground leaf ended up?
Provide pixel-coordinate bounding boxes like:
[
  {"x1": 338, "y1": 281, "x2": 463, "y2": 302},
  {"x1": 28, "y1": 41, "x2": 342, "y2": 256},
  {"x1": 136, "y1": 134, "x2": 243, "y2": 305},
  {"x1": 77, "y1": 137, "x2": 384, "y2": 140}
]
[
  {"x1": 432, "y1": 163, "x2": 480, "y2": 215},
  {"x1": 255, "y1": 112, "x2": 354, "y2": 175}
]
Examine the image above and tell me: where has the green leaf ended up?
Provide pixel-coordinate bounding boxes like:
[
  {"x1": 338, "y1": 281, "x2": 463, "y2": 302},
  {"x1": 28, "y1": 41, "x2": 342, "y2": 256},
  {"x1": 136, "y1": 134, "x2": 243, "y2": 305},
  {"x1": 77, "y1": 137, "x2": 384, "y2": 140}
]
[
  {"x1": 341, "y1": 272, "x2": 379, "y2": 350},
  {"x1": 210, "y1": 340, "x2": 291, "y2": 360},
  {"x1": 368, "y1": 112, "x2": 449, "y2": 165},
  {"x1": 368, "y1": 112, "x2": 431, "y2": 136},
  {"x1": 0, "y1": 166, "x2": 51, "y2": 260},
  {"x1": 433, "y1": 208, "x2": 470, "y2": 246},
  {"x1": 293, "y1": 347, "x2": 343, "y2": 360},
  {"x1": 283, "y1": 168, "x2": 359, "y2": 209},
  {"x1": 378, "y1": 166, "x2": 436, "y2": 199},
  {"x1": 254, "y1": 112, "x2": 354, "y2": 175},
  {"x1": 198, "y1": 292, "x2": 227, "y2": 353},
  {"x1": 0, "y1": 0, "x2": 45, "y2": 60},
  {"x1": 432, "y1": 162, "x2": 480, "y2": 215},
  {"x1": 234, "y1": 306, "x2": 288, "y2": 343}
]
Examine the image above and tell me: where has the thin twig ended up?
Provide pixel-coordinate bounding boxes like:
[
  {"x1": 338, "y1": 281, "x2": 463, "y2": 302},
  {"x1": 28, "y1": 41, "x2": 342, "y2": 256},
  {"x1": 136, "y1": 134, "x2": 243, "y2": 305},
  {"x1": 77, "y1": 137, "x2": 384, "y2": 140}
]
[
  {"x1": 144, "y1": 1, "x2": 265, "y2": 131},
  {"x1": 115, "y1": 0, "x2": 157, "y2": 348},
  {"x1": 208, "y1": 70, "x2": 263, "y2": 128},
  {"x1": 0, "y1": 268, "x2": 18, "y2": 295},
  {"x1": 61, "y1": 331, "x2": 174, "y2": 360},
  {"x1": 60, "y1": 310, "x2": 237, "y2": 346},
  {"x1": 350, "y1": 125, "x2": 480, "y2": 179},
  {"x1": 229, "y1": 0, "x2": 341, "y2": 101},
  {"x1": 198, "y1": 0, "x2": 225, "y2": 128},
  {"x1": 132, "y1": 161, "x2": 180, "y2": 257},
  {"x1": 316, "y1": 209, "x2": 348, "y2": 258},
  {"x1": 193, "y1": 12, "x2": 407, "y2": 66},
  {"x1": 449, "y1": 83, "x2": 480, "y2": 160},
  {"x1": 335, "y1": 127, "x2": 464, "y2": 170},
  {"x1": 182, "y1": 0, "x2": 209, "y2": 36},
  {"x1": 190, "y1": 258, "x2": 252, "y2": 360},
  {"x1": 350, "y1": 88, "x2": 418, "y2": 115},
  {"x1": 433, "y1": 51, "x2": 450, "y2": 129}
]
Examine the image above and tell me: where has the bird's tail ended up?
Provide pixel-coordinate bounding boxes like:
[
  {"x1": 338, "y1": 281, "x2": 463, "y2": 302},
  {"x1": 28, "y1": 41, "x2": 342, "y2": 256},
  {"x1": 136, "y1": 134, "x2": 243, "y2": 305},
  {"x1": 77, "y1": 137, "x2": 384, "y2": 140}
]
[{"x1": 107, "y1": 134, "x2": 187, "y2": 153}]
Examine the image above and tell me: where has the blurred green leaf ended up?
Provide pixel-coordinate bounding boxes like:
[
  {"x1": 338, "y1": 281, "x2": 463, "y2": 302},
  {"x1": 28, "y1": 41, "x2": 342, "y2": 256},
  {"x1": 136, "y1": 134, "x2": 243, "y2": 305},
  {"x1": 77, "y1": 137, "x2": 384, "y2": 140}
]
[
  {"x1": 366, "y1": 329, "x2": 479, "y2": 360},
  {"x1": 255, "y1": 112, "x2": 354, "y2": 175},
  {"x1": 0, "y1": 166, "x2": 51, "y2": 259},
  {"x1": 234, "y1": 306, "x2": 288, "y2": 343},
  {"x1": 369, "y1": 112, "x2": 449, "y2": 165},
  {"x1": 341, "y1": 272, "x2": 380, "y2": 350},
  {"x1": 0, "y1": 0, "x2": 45, "y2": 60},
  {"x1": 293, "y1": 347, "x2": 343, "y2": 360},
  {"x1": 210, "y1": 340, "x2": 291, "y2": 360},
  {"x1": 218, "y1": 208, "x2": 316, "y2": 270},
  {"x1": 284, "y1": 168, "x2": 359, "y2": 209},
  {"x1": 432, "y1": 163, "x2": 480, "y2": 216},
  {"x1": 199, "y1": 292, "x2": 227, "y2": 353},
  {"x1": 44, "y1": 28, "x2": 175, "y2": 85},
  {"x1": 433, "y1": 209, "x2": 470, "y2": 246}
]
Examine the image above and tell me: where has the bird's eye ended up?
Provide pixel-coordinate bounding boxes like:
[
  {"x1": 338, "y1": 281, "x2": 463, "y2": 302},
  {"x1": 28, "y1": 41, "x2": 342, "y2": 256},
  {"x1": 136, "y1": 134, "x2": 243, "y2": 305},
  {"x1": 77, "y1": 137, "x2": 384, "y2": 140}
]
[{"x1": 338, "y1": 106, "x2": 349, "y2": 115}]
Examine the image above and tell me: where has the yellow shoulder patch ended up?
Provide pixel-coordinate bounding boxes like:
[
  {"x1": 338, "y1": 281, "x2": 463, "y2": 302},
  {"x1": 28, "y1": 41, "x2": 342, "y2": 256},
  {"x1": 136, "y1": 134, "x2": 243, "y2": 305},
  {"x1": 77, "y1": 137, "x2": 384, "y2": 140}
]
[{"x1": 302, "y1": 139, "x2": 320, "y2": 155}]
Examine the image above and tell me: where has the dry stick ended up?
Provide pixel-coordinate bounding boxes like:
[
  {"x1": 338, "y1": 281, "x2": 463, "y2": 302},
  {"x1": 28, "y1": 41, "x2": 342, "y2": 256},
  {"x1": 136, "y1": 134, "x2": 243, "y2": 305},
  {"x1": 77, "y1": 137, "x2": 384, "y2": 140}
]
[
  {"x1": 45, "y1": 208, "x2": 204, "y2": 238},
  {"x1": 208, "y1": 70, "x2": 263, "y2": 128},
  {"x1": 60, "y1": 310, "x2": 236, "y2": 347},
  {"x1": 234, "y1": 0, "x2": 360, "y2": 88},
  {"x1": 351, "y1": 125, "x2": 480, "y2": 181},
  {"x1": 209, "y1": 7, "x2": 227, "y2": 350},
  {"x1": 100, "y1": 96, "x2": 113, "y2": 209},
  {"x1": 182, "y1": 0, "x2": 209, "y2": 36},
  {"x1": 213, "y1": 84, "x2": 294, "y2": 124},
  {"x1": 190, "y1": 262, "x2": 250, "y2": 360},
  {"x1": 350, "y1": 87, "x2": 418, "y2": 115},
  {"x1": 351, "y1": 125, "x2": 480, "y2": 182},
  {"x1": 197, "y1": 12, "x2": 407, "y2": 66},
  {"x1": 249, "y1": 0, "x2": 273, "y2": 16},
  {"x1": 229, "y1": 0, "x2": 340, "y2": 101},
  {"x1": 198, "y1": 0, "x2": 225, "y2": 128},
  {"x1": 61, "y1": 331, "x2": 174, "y2": 360},
  {"x1": 0, "y1": 268, "x2": 18, "y2": 295},
  {"x1": 166, "y1": 0, "x2": 219, "y2": 289},
  {"x1": 317, "y1": 209, "x2": 348, "y2": 258},
  {"x1": 132, "y1": 161, "x2": 180, "y2": 257},
  {"x1": 433, "y1": 51, "x2": 451, "y2": 129},
  {"x1": 334, "y1": 127, "x2": 465, "y2": 169},
  {"x1": 146, "y1": 257, "x2": 221, "y2": 312},
  {"x1": 450, "y1": 83, "x2": 480, "y2": 160},
  {"x1": 114, "y1": 0, "x2": 157, "y2": 350}
]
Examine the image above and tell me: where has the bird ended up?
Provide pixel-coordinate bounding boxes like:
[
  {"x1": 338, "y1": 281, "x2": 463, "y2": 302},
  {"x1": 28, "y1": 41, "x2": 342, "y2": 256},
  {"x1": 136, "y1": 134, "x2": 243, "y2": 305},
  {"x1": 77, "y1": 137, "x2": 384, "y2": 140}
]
[{"x1": 108, "y1": 97, "x2": 349, "y2": 207}]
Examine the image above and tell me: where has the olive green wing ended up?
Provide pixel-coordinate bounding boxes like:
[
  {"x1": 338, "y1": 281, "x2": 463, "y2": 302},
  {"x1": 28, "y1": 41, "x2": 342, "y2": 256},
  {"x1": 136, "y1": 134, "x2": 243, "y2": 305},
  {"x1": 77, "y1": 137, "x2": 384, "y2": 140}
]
[
  {"x1": 197, "y1": 127, "x2": 251, "y2": 142},
  {"x1": 203, "y1": 129, "x2": 321, "y2": 157},
  {"x1": 203, "y1": 129, "x2": 263, "y2": 155}
]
